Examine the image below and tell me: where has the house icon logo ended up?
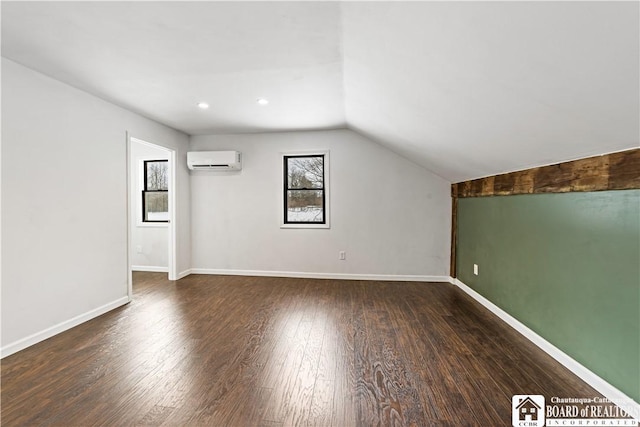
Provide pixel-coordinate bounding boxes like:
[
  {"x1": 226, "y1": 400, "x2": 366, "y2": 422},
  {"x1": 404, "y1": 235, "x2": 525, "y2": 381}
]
[{"x1": 512, "y1": 395, "x2": 545, "y2": 427}]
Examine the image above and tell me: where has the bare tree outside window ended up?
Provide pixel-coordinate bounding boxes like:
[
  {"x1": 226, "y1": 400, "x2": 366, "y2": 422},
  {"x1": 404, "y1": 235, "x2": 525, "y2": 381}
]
[
  {"x1": 146, "y1": 161, "x2": 168, "y2": 191},
  {"x1": 284, "y1": 155, "x2": 325, "y2": 223},
  {"x1": 143, "y1": 160, "x2": 169, "y2": 222}
]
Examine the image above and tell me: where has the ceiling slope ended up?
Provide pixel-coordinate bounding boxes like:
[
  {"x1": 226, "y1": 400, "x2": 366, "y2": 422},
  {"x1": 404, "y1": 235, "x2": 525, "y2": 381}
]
[
  {"x1": 341, "y1": 1, "x2": 639, "y2": 181},
  {"x1": 2, "y1": 2, "x2": 638, "y2": 182}
]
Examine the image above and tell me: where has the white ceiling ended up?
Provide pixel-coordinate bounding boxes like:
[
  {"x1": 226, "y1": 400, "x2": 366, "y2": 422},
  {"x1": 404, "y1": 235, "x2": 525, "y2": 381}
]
[
  {"x1": 2, "y1": 1, "x2": 638, "y2": 182},
  {"x1": 1, "y1": 2, "x2": 346, "y2": 134}
]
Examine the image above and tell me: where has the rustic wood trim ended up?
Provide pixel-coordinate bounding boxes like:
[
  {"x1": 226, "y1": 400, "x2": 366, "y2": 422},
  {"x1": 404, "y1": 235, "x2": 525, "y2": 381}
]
[
  {"x1": 452, "y1": 148, "x2": 640, "y2": 198},
  {"x1": 450, "y1": 195, "x2": 458, "y2": 278}
]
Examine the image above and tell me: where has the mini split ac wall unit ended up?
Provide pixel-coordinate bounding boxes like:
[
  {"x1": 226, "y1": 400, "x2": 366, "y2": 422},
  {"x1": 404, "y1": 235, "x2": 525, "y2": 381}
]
[{"x1": 187, "y1": 151, "x2": 242, "y2": 171}]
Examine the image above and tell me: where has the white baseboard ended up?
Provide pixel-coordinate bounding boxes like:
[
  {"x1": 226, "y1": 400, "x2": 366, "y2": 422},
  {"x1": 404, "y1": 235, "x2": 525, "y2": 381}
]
[
  {"x1": 453, "y1": 278, "x2": 640, "y2": 415},
  {"x1": 131, "y1": 265, "x2": 168, "y2": 273},
  {"x1": 176, "y1": 269, "x2": 192, "y2": 280},
  {"x1": 190, "y1": 268, "x2": 449, "y2": 283},
  {"x1": 1, "y1": 296, "x2": 130, "y2": 359}
]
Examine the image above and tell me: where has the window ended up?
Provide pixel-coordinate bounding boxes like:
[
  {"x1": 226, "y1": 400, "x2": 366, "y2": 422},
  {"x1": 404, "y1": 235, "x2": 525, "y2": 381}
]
[
  {"x1": 142, "y1": 160, "x2": 168, "y2": 222},
  {"x1": 283, "y1": 152, "x2": 329, "y2": 228}
]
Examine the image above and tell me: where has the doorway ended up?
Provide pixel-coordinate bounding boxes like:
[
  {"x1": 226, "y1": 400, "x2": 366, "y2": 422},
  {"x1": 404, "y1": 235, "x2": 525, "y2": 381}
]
[{"x1": 127, "y1": 135, "x2": 177, "y2": 299}]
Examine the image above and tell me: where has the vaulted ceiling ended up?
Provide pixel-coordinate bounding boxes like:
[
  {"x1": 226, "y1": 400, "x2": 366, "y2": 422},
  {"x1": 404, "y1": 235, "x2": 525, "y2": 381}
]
[{"x1": 2, "y1": 1, "x2": 638, "y2": 182}]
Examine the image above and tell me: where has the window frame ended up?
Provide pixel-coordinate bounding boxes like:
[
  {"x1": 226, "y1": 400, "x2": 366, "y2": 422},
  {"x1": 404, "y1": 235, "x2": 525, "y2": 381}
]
[
  {"x1": 142, "y1": 159, "x2": 169, "y2": 223},
  {"x1": 281, "y1": 150, "x2": 330, "y2": 229}
]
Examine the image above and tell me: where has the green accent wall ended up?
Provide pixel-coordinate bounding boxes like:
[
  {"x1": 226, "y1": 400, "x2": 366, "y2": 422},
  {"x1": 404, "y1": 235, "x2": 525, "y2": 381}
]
[{"x1": 457, "y1": 190, "x2": 640, "y2": 401}]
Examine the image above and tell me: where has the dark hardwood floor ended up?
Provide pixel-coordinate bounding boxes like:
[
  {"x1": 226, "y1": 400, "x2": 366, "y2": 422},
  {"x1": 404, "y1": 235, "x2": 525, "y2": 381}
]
[{"x1": 2, "y1": 272, "x2": 603, "y2": 426}]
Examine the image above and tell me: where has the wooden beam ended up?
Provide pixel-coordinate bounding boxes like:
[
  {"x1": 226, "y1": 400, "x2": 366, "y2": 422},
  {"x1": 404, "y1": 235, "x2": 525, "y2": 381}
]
[
  {"x1": 450, "y1": 194, "x2": 458, "y2": 278},
  {"x1": 452, "y1": 148, "x2": 640, "y2": 198}
]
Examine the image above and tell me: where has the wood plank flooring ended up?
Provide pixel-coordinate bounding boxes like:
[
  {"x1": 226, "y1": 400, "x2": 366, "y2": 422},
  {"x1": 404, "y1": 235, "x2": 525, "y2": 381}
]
[{"x1": 2, "y1": 272, "x2": 605, "y2": 426}]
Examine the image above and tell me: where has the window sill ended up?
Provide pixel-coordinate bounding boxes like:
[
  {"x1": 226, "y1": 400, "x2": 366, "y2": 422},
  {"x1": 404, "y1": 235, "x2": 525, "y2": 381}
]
[
  {"x1": 280, "y1": 223, "x2": 330, "y2": 229},
  {"x1": 136, "y1": 222, "x2": 169, "y2": 228}
]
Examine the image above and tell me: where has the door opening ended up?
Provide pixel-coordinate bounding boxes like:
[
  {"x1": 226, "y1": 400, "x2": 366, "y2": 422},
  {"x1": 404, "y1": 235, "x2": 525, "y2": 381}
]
[{"x1": 127, "y1": 135, "x2": 177, "y2": 299}]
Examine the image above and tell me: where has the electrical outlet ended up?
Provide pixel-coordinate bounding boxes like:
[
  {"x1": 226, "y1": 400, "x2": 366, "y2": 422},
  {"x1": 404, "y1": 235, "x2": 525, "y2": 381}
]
[
  {"x1": 473, "y1": 264, "x2": 479, "y2": 275},
  {"x1": 339, "y1": 251, "x2": 346, "y2": 260},
  {"x1": 136, "y1": 245, "x2": 143, "y2": 254}
]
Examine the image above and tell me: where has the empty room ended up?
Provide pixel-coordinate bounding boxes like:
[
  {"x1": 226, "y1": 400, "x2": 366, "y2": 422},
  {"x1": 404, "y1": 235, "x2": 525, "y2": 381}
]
[{"x1": 1, "y1": 1, "x2": 638, "y2": 426}]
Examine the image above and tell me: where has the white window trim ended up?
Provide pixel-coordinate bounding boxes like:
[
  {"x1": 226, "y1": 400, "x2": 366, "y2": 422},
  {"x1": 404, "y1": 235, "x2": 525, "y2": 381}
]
[{"x1": 280, "y1": 150, "x2": 330, "y2": 229}]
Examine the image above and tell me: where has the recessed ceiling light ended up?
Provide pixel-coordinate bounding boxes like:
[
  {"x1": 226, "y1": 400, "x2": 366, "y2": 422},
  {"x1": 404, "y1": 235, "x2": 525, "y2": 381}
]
[
  {"x1": 256, "y1": 98, "x2": 269, "y2": 106},
  {"x1": 197, "y1": 102, "x2": 209, "y2": 109}
]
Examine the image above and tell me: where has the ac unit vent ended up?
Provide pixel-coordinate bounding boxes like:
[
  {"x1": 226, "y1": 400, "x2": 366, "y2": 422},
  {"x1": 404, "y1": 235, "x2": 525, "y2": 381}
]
[{"x1": 187, "y1": 151, "x2": 242, "y2": 171}]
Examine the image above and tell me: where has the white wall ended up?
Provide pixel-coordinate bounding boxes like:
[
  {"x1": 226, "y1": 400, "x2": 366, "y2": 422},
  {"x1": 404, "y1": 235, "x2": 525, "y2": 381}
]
[
  {"x1": 1, "y1": 58, "x2": 191, "y2": 354},
  {"x1": 190, "y1": 129, "x2": 451, "y2": 279},
  {"x1": 130, "y1": 141, "x2": 169, "y2": 271}
]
